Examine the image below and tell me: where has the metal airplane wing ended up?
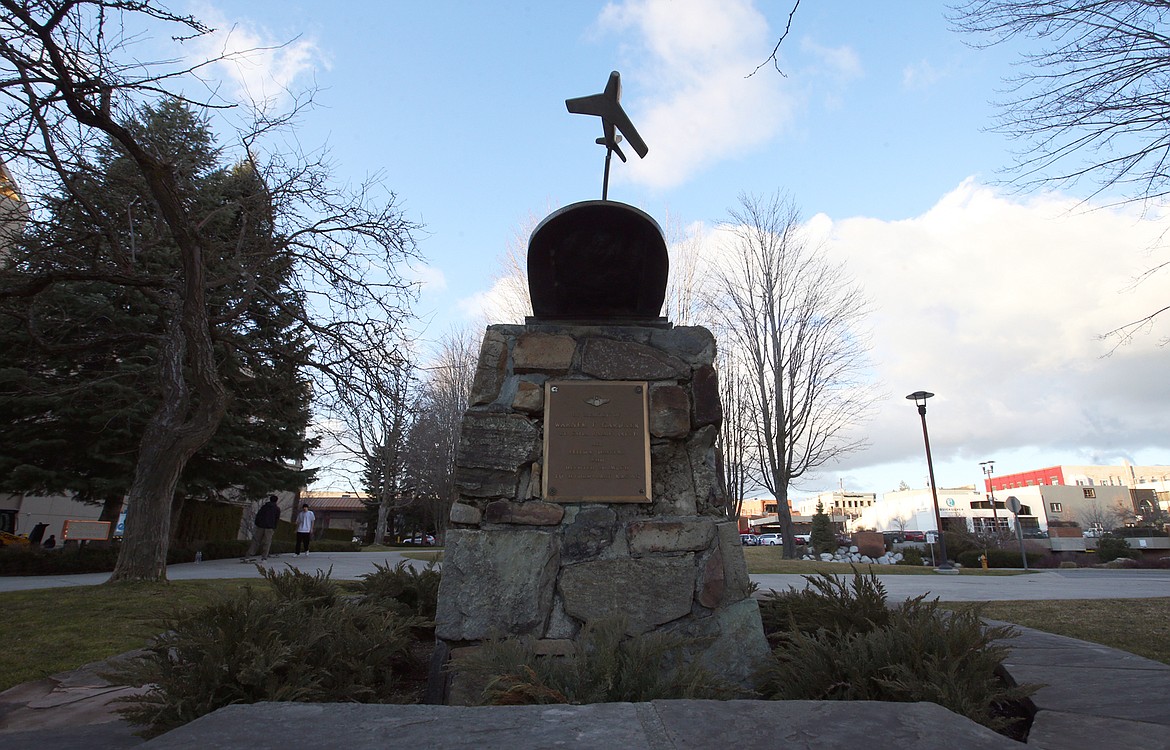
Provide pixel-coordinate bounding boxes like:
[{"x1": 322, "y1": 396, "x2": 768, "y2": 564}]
[{"x1": 566, "y1": 71, "x2": 648, "y2": 159}]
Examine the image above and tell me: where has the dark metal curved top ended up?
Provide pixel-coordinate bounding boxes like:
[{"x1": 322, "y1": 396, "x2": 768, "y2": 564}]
[{"x1": 527, "y1": 200, "x2": 667, "y2": 321}]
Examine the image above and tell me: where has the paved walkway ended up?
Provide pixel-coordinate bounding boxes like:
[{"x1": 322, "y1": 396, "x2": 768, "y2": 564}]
[{"x1": 4, "y1": 553, "x2": 1169, "y2": 601}]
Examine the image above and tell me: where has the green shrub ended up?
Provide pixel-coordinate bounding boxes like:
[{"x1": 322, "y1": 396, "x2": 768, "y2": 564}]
[
  {"x1": 110, "y1": 584, "x2": 428, "y2": 736},
  {"x1": 256, "y1": 564, "x2": 340, "y2": 607},
  {"x1": 448, "y1": 618, "x2": 737, "y2": 706},
  {"x1": 956, "y1": 549, "x2": 1042, "y2": 569},
  {"x1": 0, "y1": 545, "x2": 121, "y2": 575},
  {"x1": 757, "y1": 599, "x2": 1034, "y2": 733},
  {"x1": 1097, "y1": 535, "x2": 1133, "y2": 563},
  {"x1": 357, "y1": 560, "x2": 441, "y2": 618},
  {"x1": 756, "y1": 573, "x2": 1036, "y2": 734},
  {"x1": 758, "y1": 570, "x2": 891, "y2": 642},
  {"x1": 895, "y1": 547, "x2": 924, "y2": 566}
]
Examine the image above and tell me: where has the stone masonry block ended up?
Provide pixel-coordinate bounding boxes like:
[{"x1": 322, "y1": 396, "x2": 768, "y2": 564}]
[
  {"x1": 468, "y1": 328, "x2": 510, "y2": 407},
  {"x1": 559, "y1": 556, "x2": 695, "y2": 636},
  {"x1": 513, "y1": 333, "x2": 576, "y2": 374},
  {"x1": 649, "y1": 383, "x2": 690, "y2": 439},
  {"x1": 436, "y1": 529, "x2": 559, "y2": 641},
  {"x1": 626, "y1": 518, "x2": 716, "y2": 555},
  {"x1": 484, "y1": 500, "x2": 565, "y2": 526},
  {"x1": 578, "y1": 338, "x2": 689, "y2": 380}
]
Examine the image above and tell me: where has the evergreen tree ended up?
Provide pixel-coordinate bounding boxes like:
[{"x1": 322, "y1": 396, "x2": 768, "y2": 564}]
[
  {"x1": 811, "y1": 500, "x2": 835, "y2": 554},
  {"x1": 0, "y1": 102, "x2": 315, "y2": 521}
]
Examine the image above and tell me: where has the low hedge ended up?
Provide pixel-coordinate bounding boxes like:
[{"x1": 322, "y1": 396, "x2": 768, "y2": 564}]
[{"x1": 956, "y1": 549, "x2": 1043, "y2": 569}]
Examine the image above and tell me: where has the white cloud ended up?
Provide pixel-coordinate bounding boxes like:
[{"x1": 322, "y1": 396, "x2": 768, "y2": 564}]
[
  {"x1": 407, "y1": 263, "x2": 448, "y2": 292},
  {"x1": 799, "y1": 38, "x2": 862, "y2": 81},
  {"x1": 681, "y1": 181, "x2": 1170, "y2": 491},
  {"x1": 595, "y1": 0, "x2": 794, "y2": 189},
  {"x1": 902, "y1": 59, "x2": 944, "y2": 90},
  {"x1": 811, "y1": 179, "x2": 1170, "y2": 474},
  {"x1": 191, "y1": 3, "x2": 327, "y2": 107}
]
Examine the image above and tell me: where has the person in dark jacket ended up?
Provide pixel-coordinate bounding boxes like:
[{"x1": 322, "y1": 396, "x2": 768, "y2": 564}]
[{"x1": 243, "y1": 495, "x2": 282, "y2": 561}]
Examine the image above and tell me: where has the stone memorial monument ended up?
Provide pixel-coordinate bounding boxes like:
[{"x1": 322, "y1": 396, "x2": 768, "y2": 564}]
[{"x1": 431, "y1": 72, "x2": 768, "y2": 703}]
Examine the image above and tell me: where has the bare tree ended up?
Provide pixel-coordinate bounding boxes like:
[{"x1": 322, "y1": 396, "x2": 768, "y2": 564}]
[
  {"x1": 404, "y1": 327, "x2": 478, "y2": 538},
  {"x1": 952, "y1": 2, "x2": 1170, "y2": 341},
  {"x1": 0, "y1": 2, "x2": 418, "y2": 581},
  {"x1": 662, "y1": 212, "x2": 705, "y2": 326},
  {"x1": 714, "y1": 333, "x2": 751, "y2": 522},
  {"x1": 706, "y1": 192, "x2": 877, "y2": 558},
  {"x1": 1079, "y1": 501, "x2": 1118, "y2": 533},
  {"x1": 486, "y1": 213, "x2": 540, "y2": 325}
]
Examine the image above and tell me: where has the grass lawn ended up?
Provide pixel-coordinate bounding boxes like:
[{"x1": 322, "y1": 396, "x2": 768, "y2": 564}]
[
  {"x1": 742, "y1": 547, "x2": 1022, "y2": 576},
  {"x1": 950, "y1": 598, "x2": 1170, "y2": 666},
  {"x1": 0, "y1": 580, "x2": 255, "y2": 692}
]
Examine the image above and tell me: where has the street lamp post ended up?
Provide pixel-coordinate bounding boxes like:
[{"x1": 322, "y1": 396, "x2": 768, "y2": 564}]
[
  {"x1": 906, "y1": 391, "x2": 953, "y2": 571},
  {"x1": 980, "y1": 459, "x2": 1000, "y2": 536}
]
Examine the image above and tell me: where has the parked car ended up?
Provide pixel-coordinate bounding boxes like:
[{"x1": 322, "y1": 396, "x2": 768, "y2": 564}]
[
  {"x1": 793, "y1": 534, "x2": 811, "y2": 545},
  {"x1": 740, "y1": 533, "x2": 760, "y2": 546},
  {"x1": 400, "y1": 534, "x2": 436, "y2": 545},
  {"x1": 757, "y1": 533, "x2": 783, "y2": 546},
  {"x1": 903, "y1": 530, "x2": 926, "y2": 542}
]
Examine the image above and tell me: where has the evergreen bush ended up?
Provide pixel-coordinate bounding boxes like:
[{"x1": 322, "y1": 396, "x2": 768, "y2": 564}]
[
  {"x1": 110, "y1": 572, "x2": 429, "y2": 736},
  {"x1": 448, "y1": 618, "x2": 738, "y2": 706},
  {"x1": 1096, "y1": 534, "x2": 1133, "y2": 563},
  {"x1": 758, "y1": 570, "x2": 891, "y2": 642},
  {"x1": 895, "y1": 547, "x2": 924, "y2": 566},
  {"x1": 357, "y1": 560, "x2": 441, "y2": 618},
  {"x1": 756, "y1": 570, "x2": 1037, "y2": 735}
]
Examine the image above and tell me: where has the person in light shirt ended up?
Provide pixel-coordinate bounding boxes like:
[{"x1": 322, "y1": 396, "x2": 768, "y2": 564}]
[{"x1": 295, "y1": 503, "x2": 316, "y2": 556}]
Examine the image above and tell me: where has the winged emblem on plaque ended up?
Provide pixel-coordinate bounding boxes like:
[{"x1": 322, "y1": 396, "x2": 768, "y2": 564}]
[{"x1": 584, "y1": 397, "x2": 610, "y2": 408}]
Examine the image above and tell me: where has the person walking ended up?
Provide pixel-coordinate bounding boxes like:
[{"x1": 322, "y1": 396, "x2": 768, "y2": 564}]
[
  {"x1": 244, "y1": 495, "x2": 282, "y2": 562},
  {"x1": 295, "y1": 503, "x2": 316, "y2": 556}
]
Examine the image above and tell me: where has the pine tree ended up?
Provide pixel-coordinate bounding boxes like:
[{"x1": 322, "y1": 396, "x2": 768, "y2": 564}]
[
  {"x1": 811, "y1": 500, "x2": 835, "y2": 554},
  {"x1": 0, "y1": 102, "x2": 314, "y2": 523}
]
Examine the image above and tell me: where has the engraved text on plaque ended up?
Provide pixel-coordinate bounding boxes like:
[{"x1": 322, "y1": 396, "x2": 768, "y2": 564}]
[{"x1": 543, "y1": 380, "x2": 651, "y2": 503}]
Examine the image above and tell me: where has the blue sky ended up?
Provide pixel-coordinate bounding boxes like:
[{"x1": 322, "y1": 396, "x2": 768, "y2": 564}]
[{"x1": 191, "y1": 1, "x2": 1170, "y2": 498}]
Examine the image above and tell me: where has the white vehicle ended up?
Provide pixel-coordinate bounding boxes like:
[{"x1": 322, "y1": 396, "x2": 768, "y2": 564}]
[{"x1": 757, "y1": 533, "x2": 783, "y2": 546}]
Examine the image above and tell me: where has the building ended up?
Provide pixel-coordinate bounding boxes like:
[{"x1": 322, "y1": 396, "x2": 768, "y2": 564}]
[
  {"x1": 853, "y1": 486, "x2": 998, "y2": 534},
  {"x1": 989, "y1": 464, "x2": 1170, "y2": 494},
  {"x1": 299, "y1": 490, "x2": 369, "y2": 538}
]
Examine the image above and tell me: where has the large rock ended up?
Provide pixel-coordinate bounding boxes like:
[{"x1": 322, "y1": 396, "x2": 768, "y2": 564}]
[
  {"x1": 649, "y1": 384, "x2": 690, "y2": 439},
  {"x1": 691, "y1": 364, "x2": 722, "y2": 429},
  {"x1": 578, "y1": 338, "x2": 689, "y2": 380},
  {"x1": 513, "y1": 333, "x2": 576, "y2": 374},
  {"x1": 627, "y1": 518, "x2": 715, "y2": 555},
  {"x1": 484, "y1": 500, "x2": 565, "y2": 526},
  {"x1": 436, "y1": 529, "x2": 560, "y2": 641},
  {"x1": 468, "y1": 328, "x2": 510, "y2": 407},
  {"x1": 455, "y1": 413, "x2": 541, "y2": 498},
  {"x1": 559, "y1": 556, "x2": 695, "y2": 635},
  {"x1": 561, "y1": 506, "x2": 618, "y2": 562},
  {"x1": 661, "y1": 598, "x2": 770, "y2": 690}
]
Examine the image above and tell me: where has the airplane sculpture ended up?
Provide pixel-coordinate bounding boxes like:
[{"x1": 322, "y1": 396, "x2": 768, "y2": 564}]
[{"x1": 566, "y1": 71, "x2": 648, "y2": 200}]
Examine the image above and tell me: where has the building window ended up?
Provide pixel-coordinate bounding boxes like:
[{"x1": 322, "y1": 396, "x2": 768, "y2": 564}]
[
  {"x1": 1083, "y1": 488, "x2": 1096, "y2": 499},
  {"x1": 1051, "y1": 476, "x2": 1059, "y2": 484},
  {"x1": 1050, "y1": 502, "x2": 1063, "y2": 513}
]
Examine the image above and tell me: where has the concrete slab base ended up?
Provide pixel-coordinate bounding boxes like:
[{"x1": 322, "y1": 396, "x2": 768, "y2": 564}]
[{"x1": 140, "y1": 699, "x2": 1024, "y2": 749}]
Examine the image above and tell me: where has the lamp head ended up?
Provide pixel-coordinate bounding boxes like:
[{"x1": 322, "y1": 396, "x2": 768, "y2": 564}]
[{"x1": 905, "y1": 391, "x2": 934, "y2": 411}]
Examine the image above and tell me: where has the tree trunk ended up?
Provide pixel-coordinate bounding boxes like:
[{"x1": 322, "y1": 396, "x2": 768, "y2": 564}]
[{"x1": 108, "y1": 295, "x2": 226, "y2": 583}]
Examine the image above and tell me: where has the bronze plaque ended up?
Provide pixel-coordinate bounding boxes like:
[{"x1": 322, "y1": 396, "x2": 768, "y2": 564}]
[{"x1": 543, "y1": 380, "x2": 651, "y2": 503}]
